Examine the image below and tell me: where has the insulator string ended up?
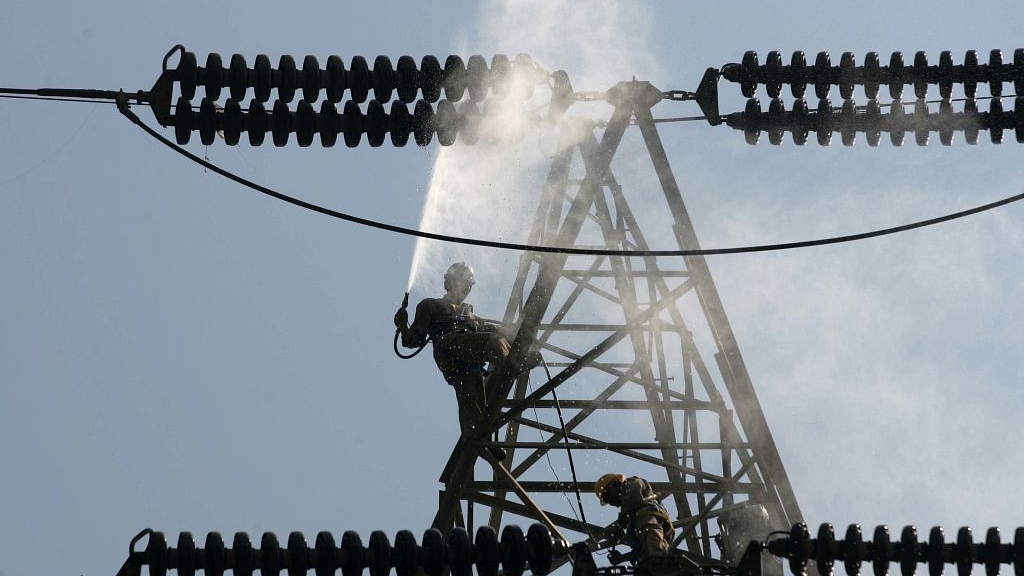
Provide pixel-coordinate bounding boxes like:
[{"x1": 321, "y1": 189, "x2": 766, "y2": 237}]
[
  {"x1": 125, "y1": 525, "x2": 557, "y2": 576},
  {"x1": 723, "y1": 49, "x2": 1024, "y2": 101},
  {"x1": 765, "y1": 523, "x2": 1024, "y2": 576}
]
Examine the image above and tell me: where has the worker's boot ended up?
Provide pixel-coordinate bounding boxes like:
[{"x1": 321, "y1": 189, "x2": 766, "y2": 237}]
[
  {"x1": 514, "y1": 346, "x2": 544, "y2": 373},
  {"x1": 491, "y1": 349, "x2": 544, "y2": 379}
]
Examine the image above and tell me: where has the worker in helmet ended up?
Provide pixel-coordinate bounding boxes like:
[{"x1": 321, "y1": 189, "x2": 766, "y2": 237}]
[
  {"x1": 595, "y1": 473, "x2": 675, "y2": 563},
  {"x1": 394, "y1": 262, "x2": 541, "y2": 440}
]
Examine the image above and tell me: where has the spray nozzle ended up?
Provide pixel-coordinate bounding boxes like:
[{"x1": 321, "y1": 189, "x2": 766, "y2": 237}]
[{"x1": 394, "y1": 292, "x2": 411, "y2": 334}]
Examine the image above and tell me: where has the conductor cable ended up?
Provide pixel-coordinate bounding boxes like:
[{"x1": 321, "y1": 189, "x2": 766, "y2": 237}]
[{"x1": 114, "y1": 94, "x2": 1024, "y2": 257}]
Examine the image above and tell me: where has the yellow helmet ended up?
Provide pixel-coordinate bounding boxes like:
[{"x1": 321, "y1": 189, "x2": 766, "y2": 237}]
[{"x1": 594, "y1": 473, "x2": 625, "y2": 505}]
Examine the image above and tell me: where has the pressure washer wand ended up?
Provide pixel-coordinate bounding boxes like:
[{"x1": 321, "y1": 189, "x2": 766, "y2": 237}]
[
  {"x1": 393, "y1": 292, "x2": 425, "y2": 359},
  {"x1": 394, "y1": 292, "x2": 410, "y2": 333}
]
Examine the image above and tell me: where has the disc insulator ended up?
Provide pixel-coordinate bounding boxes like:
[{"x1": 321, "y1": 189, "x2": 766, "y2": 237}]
[
  {"x1": 342, "y1": 100, "x2": 363, "y2": 147},
  {"x1": 963, "y1": 98, "x2": 980, "y2": 144},
  {"x1": 839, "y1": 52, "x2": 857, "y2": 100},
  {"x1": 864, "y1": 52, "x2": 881, "y2": 99},
  {"x1": 817, "y1": 524, "x2": 838, "y2": 576},
  {"x1": 177, "y1": 531, "x2": 196, "y2": 576},
  {"x1": 313, "y1": 531, "x2": 337, "y2": 576},
  {"x1": 296, "y1": 99, "x2": 315, "y2": 147},
  {"x1": 874, "y1": 525, "x2": 894, "y2": 576},
  {"x1": 443, "y1": 55, "x2": 466, "y2": 102},
  {"x1": 743, "y1": 98, "x2": 761, "y2": 145},
  {"x1": 927, "y1": 527, "x2": 947, "y2": 576},
  {"x1": 413, "y1": 99, "x2": 435, "y2": 146},
  {"x1": 889, "y1": 100, "x2": 906, "y2": 146},
  {"x1": 900, "y1": 525, "x2": 920, "y2": 576},
  {"x1": 204, "y1": 52, "x2": 224, "y2": 101},
  {"x1": 964, "y1": 50, "x2": 980, "y2": 98},
  {"x1": 248, "y1": 99, "x2": 267, "y2": 146},
  {"x1": 938, "y1": 51, "x2": 954, "y2": 99},
  {"x1": 526, "y1": 524, "x2": 553, "y2": 576},
  {"x1": 302, "y1": 55, "x2": 321, "y2": 103},
  {"x1": 421, "y1": 529, "x2": 444, "y2": 576},
  {"x1": 913, "y1": 51, "x2": 929, "y2": 99},
  {"x1": 846, "y1": 525, "x2": 866, "y2": 576},
  {"x1": 178, "y1": 51, "x2": 198, "y2": 101},
  {"x1": 814, "y1": 51, "x2": 832, "y2": 100},
  {"x1": 767, "y1": 97, "x2": 785, "y2": 145},
  {"x1": 865, "y1": 99, "x2": 882, "y2": 146},
  {"x1": 390, "y1": 101, "x2": 411, "y2": 147},
  {"x1": 465, "y1": 54, "x2": 489, "y2": 102},
  {"x1": 339, "y1": 531, "x2": 364, "y2": 576},
  {"x1": 500, "y1": 524, "x2": 527, "y2": 576},
  {"x1": 372, "y1": 56, "x2": 395, "y2": 104},
  {"x1": 277, "y1": 55, "x2": 298, "y2": 104},
  {"x1": 989, "y1": 97, "x2": 1004, "y2": 143},
  {"x1": 490, "y1": 54, "x2": 511, "y2": 98},
  {"x1": 319, "y1": 100, "x2": 339, "y2": 148},
  {"x1": 395, "y1": 56, "x2": 418, "y2": 103},
  {"x1": 989, "y1": 50, "x2": 1004, "y2": 97},
  {"x1": 741, "y1": 50, "x2": 758, "y2": 98},
  {"x1": 790, "y1": 51, "x2": 808, "y2": 98},
  {"x1": 348, "y1": 56, "x2": 370, "y2": 104},
  {"x1": 938, "y1": 99, "x2": 954, "y2": 145},
  {"x1": 284, "y1": 532, "x2": 307, "y2": 576},
  {"x1": 229, "y1": 54, "x2": 248, "y2": 102},
  {"x1": 392, "y1": 530, "x2": 418, "y2": 576},
  {"x1": 475, "y1": 526, "x2": 500, "y2": 576},
  {"x1": 232, "y1": 532, "x2": 254, "y2": 576},
  {"x1": 366, "y1": 530, "x2": 391, "y2": 576},
  {"x1": 223, "y1": 99, "x2": 242, "y2": 145},
  {"x1": 199, "y1": 98, "x2": 218, "y2": 145},
  {"x1": 366, "y1": 99, "x2": 388, "y2": 147},
  {"x1": 419, "y1": 55, "x2": 442, "y2": 103},
  {"x1": 147, "y1": 531, "x2": 169, "y2": 576},
  {"x1": 254, "y1": 54, "x2": 273, "y2": 102},
  {"x1": 272, "y1": 99, "x2": 291, "y2": 146},
  {"x1": 914, "y1": 99, "x2": 930, "y2": 146},
  {"x1": 174, "y1": 96, "x2": 193, "y2": 145},
  {"x1": 889, "y1": 52, "x2": 905, "y2": 100},
  {"x1": 815, "y1": 98, "x2": 832, "y2": 146},
  {"x1": 261, "y1": 532, "x2": 282, "y2": 576},
  {"x1": 765, "y1": 50, "x2": 783, "y2": 98},
  {"x1": 434, "y1": 99, "x2": 458, "y2": 146},
  {"x1": 326, "y1": 55, "x2": 346, "y2": 103},
  {"x1": 792, "y1": 98, "x2": 809, "y2": 145}
]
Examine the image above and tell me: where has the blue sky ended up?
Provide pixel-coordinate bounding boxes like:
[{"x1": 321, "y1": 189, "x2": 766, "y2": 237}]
[{"x1": 2, "y1": 2, "x2": 1024, "y2": 575}]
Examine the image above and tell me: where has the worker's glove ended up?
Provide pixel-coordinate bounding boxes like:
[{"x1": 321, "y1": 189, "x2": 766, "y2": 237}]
[
  {"x1": 607, "y1": 549, "x2": 625, "y2": 565},
  {"x1": 393, "y1": 307, "x2": 409, "y2": 329},
  {"x1": 606, "y1": 524, "x2": 626, "y2": 542}
]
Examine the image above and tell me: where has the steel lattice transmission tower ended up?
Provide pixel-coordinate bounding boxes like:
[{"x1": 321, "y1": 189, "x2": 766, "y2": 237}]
[
  {"x1": 73, "y1": 44, "x2": 1024, "y2": 574},
  {"x1": 431, "y1": 80, "x2": 802, "y2": 570}
]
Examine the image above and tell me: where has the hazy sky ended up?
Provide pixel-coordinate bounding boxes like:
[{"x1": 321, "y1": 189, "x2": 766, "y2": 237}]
[{"x1": 2, "y1": 2, "x2": 1024, "y2": 575}]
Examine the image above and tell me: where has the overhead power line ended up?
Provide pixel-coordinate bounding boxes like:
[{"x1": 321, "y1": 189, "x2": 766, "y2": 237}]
[
  {"x1": 114, "y1": 94, "x2": 1023, "y2": 257},
  {"x1": 1, "y1": 87, "x2": 1019, "y2": 255}
]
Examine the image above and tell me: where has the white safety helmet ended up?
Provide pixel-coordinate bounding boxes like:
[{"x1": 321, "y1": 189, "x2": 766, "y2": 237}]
[{"x1": 444, "y1": 262, "x2": 476, "y2": 291}]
